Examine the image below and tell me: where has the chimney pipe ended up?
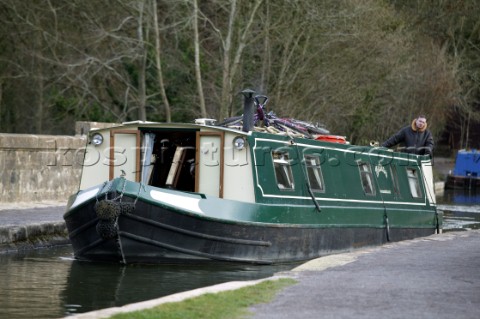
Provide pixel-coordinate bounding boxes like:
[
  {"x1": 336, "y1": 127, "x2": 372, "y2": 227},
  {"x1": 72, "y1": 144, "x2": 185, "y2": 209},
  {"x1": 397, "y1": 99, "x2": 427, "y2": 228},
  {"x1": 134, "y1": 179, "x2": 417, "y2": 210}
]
[{"x1": 241, "y1": 89, "x2": 256, "y2": 132}]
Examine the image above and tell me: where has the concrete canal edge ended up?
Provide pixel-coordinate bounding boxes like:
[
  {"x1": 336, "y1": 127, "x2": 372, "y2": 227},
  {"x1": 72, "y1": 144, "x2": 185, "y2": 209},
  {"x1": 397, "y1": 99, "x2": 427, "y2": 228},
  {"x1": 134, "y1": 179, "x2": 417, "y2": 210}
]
[
  {"x1": 0, "y1": 222, "x2": 70, "y2": 253},
  {"x1": 59, "y1": 250, "x2": 365, "y2": 319},
  {"x1": 0, "y1": 201, "x2": 70, "y2": 253},
  {"x1": 64, "y1": 275, "x2": 295, "y2": 319}
]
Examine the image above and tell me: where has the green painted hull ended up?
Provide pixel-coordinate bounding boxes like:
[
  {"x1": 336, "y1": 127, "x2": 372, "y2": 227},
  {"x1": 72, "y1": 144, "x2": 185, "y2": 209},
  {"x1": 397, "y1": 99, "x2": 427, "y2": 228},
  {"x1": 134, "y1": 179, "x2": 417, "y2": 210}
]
[{"x1": 64, "y1": 176, "x2": 439, "y2": 264}]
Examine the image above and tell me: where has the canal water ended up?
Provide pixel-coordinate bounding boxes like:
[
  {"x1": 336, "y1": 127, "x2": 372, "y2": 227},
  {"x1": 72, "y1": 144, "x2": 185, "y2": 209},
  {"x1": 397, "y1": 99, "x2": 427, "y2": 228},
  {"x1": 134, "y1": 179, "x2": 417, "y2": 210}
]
[
  {"x1": 437, "y1": 189, "x2": 480, "y2": 232},
  {"x1": 1, "y1": 190, "x2": 479, "y2": 319},
  {"x1": 0, "y1": 247, "x2": 300, "y2": 319}
]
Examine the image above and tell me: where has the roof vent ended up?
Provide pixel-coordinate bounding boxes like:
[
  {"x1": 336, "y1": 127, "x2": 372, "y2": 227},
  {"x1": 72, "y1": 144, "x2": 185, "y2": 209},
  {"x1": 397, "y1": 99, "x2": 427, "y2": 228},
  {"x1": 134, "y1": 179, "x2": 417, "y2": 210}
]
[{"x1": 195, "y1": 118, "x2": 216, "y2": 125}]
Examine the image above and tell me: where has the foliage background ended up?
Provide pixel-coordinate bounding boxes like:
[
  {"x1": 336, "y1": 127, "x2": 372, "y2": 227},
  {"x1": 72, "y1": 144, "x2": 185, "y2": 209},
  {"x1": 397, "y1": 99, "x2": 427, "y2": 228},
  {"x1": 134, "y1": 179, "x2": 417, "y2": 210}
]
[{"x1": 0, "y1": 0, "x2": 478, "y2": 150}]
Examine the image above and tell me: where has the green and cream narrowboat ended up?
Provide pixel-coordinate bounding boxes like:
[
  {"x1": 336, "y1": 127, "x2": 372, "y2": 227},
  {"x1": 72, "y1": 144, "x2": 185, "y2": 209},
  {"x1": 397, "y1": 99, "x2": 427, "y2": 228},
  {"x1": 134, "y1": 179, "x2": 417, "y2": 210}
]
[{"x1": 64, "y1": 94, "x2": 441, "y2": 264}]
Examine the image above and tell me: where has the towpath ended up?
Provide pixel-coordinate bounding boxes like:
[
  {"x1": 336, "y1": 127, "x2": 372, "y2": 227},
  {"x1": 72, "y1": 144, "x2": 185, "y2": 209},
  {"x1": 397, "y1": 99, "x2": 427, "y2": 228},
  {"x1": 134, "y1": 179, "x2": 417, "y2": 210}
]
[
  {"x1": 250, "y1": 230, "x2": 480, "y2": 319},
  {"x1": 0, "y1": 201, "x2": 68, "y2": 252}
]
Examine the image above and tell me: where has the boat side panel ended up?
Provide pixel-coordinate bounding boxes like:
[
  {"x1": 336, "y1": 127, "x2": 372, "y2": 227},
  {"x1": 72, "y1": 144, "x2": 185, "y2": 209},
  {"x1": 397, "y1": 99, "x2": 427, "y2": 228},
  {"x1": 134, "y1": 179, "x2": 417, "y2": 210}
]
[
  {"x1": 65, "y1": 197, "x2": 435, "y2": 264},
  {"x1": 248, "y1": 133, "x2": 436, "y2": 212},
  {"x1": 118, "y1": 177, "x2": 438, "y2": 229},
  {"x1": 80, "y1": 132, "x2": 112, "y2": 190},
  {"x1": 222, "y1": 132, "x2": 256, "y2": 203},
  {"x1": 109, "y1": 130, "x2": 141, "y2": 182},
  {"x1": 196, "y1": 132, "x2": 224, "y2": 197}
]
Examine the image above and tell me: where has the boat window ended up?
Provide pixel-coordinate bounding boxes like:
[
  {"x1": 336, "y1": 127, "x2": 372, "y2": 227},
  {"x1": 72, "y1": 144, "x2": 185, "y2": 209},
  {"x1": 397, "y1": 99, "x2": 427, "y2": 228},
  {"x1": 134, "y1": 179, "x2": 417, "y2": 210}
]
[
  {"x1": 272, "y1": 151, "x2": 295, "y2": 190},
  {"x1": 304, "y1": 155, "x2": 325, "y2": 192},
  {"x1": 390, "y1": 165, "x2": 401, "y2": 197},
  {"x1": 406, "y1": 168, "x2": 422, "y2": 198},
  {"x1": 359, "y1": 163, "x2": 375, "y2": 195}
]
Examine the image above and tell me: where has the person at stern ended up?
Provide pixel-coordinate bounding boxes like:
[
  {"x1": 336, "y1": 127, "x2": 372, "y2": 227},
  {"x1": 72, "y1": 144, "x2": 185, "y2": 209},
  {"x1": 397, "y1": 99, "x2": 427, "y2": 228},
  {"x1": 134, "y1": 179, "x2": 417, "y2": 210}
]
[{"x1": 381, "y1": 115, "x2": 434, "y2": 156}]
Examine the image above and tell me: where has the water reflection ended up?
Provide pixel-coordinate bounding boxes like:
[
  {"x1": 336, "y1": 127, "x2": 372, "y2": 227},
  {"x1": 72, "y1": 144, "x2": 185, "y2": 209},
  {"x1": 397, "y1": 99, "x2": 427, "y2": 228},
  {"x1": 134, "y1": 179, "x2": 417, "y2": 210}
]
[
  {"x1": 62, "y1": 260, "x2": 298, "y2": 317},
  {"x1": 0, "y1": 246, "x2": 72, "y2": 319},
  {"x1": 438, "y1": 189, "x2": 480, "y2": 205},
  {"x1": 437, "y1": 189, "x2": 480, "y2": 232},
  {"x1": 0, "y1": 246, "x2": 298, "y2": 319}
]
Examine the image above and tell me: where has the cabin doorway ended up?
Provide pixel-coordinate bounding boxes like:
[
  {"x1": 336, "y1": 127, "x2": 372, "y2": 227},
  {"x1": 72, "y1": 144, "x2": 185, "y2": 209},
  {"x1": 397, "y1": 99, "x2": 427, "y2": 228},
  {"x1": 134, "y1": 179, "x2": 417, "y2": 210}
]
[
  {"x1": 138, "y1": 129, "x2": 225, "y2": 197},
  {"x1": 141, "y1": 129, "x2": 197, "y2": 192}
]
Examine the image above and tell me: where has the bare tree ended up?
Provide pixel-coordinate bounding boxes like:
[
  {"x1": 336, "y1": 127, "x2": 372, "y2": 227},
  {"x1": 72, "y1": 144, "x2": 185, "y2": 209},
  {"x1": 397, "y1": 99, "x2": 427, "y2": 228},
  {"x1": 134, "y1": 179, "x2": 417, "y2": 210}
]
[
  {"x1": 390, "y1": 0, "x2": 480, "y2": 148},
  {"x1": 152, "y1": 0, "x2": 172, "y2": 122},
  {"x1": 199, "y1": 0, "x2": 263, "y2": 119},
  {"x1": 136, "y1": 0, "x2": 147, "y2": 121},
  {"x1": 192, "y1": 0, "x2": 207, "y2": 118},
  {"x1": 0, "y1": 0, "x2": 467, "y2": 143}
]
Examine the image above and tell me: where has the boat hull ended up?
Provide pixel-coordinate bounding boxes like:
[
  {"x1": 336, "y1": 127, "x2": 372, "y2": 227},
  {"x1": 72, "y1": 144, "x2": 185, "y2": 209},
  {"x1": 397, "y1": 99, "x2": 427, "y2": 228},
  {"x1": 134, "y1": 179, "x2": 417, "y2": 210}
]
[{"x1": 64, "y1": 183, "x2": 437, "y2": 264}]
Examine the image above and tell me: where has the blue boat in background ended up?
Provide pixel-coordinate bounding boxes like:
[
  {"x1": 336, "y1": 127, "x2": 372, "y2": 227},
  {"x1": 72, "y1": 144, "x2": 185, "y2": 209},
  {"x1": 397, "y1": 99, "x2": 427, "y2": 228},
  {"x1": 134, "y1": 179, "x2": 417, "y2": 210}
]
[{"x1": 445, "y1": 149, "x2": 480, "y2": 190}]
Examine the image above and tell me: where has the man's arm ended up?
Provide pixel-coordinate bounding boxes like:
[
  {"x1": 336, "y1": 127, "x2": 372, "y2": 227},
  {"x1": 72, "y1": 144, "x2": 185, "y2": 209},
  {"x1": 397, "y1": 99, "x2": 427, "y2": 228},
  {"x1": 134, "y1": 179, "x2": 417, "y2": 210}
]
[
  {"x1": 424, "y1": 131, "x2": 434, "y2": 155},
  {"x1": 381, "y1": 128, "x2": 405, "y2": 148}
]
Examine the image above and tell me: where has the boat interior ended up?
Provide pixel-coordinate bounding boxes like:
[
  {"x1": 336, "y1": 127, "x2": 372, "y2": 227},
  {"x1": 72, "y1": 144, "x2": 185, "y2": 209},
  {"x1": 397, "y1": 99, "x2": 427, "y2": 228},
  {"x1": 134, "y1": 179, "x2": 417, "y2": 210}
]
[{"x1": 141, "y1": 129, "x2": 197, "y2": 192}]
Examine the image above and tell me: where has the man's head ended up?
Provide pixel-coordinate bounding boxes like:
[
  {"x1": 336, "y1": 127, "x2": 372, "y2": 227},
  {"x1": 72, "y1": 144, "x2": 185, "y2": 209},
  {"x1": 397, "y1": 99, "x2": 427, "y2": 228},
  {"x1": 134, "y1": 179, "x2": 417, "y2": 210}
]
[{"x1": 415, "y1": 115, "x2": 427, "y2": 130}]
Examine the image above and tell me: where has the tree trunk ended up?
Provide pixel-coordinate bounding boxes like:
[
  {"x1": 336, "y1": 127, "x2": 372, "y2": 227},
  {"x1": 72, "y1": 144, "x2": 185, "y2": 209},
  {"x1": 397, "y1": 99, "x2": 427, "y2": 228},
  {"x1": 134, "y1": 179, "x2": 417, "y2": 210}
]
[
  {"x1": 193, "y1": 0, "x2": 207, "y2": 118},
  {"x1": 260, "y1": 0, "x2": 271, "y2": 95},
  {"x1": 152, "y1": 0, "x2": 171, "y2": 122},
  {"x1": 219, "y1": 0, "x2": 236, "y2": 120},
  {"x1": 34, "y1": 27, "x2": 44, "y2": 133},
  {"x1": 137, "y1": 0, "x2": 147, "y2": 121},
  {"x1": 221, "y1": 0, "x2": 263, "y2": 118}
]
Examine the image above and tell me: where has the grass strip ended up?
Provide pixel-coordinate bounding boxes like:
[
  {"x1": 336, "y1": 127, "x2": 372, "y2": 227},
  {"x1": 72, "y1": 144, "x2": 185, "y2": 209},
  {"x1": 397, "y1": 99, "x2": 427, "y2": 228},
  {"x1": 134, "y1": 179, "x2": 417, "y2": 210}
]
[{"x1": 109, "y1": 277, "x2": 297, "y2": 319}]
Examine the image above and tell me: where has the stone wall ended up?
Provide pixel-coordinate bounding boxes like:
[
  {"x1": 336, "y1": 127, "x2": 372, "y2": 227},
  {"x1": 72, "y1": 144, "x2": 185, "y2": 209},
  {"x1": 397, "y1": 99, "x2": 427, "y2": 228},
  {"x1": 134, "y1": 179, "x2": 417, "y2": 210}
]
[
  {"x1": 0, "y1": 133, "x2": 87, "y2": 203},
  {"x1": 0, "y1": 122, "x2": 120, "y2": 204}
]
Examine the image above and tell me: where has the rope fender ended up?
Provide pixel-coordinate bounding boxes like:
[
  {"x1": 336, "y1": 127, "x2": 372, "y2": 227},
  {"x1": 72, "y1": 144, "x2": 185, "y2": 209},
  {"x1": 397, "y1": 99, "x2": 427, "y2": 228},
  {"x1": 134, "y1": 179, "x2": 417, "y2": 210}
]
[{"x1": 94, "y1": 200, "x2": 135, "y2": 239}]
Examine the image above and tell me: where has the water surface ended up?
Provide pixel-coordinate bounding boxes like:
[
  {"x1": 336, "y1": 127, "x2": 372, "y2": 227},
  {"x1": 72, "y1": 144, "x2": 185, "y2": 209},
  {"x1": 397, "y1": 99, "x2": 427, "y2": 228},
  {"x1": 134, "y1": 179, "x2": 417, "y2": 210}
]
[
  {"x1": 437, "y1": 189, "x2": 480, "y2": 231},
  {"x1": 0, "y1": 246, "x2": 298, "y2": 319}
]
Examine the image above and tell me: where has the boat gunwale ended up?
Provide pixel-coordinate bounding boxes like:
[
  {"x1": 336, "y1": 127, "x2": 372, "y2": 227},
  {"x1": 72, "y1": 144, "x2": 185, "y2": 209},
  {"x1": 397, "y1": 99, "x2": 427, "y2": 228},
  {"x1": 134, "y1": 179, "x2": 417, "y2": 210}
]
[{"x1": 64, "y1": 179, "x2": 438, "y2": 231}]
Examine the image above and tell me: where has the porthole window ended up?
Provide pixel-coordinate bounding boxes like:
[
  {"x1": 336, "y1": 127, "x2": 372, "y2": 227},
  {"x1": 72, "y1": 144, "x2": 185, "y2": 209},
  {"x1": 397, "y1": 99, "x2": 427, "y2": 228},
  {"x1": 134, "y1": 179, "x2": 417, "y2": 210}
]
[{"x1": 272, "y1": 151, "x2": 294, "y2": 190}]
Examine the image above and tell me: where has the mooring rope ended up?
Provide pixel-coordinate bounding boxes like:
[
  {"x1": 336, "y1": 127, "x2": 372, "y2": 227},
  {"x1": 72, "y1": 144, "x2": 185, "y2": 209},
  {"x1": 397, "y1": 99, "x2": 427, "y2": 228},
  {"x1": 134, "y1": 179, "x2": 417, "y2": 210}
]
[
  {"x1": 115, "y1": 216, "x2": 127, "y2": 264},
  {"x1": 370, "y1": 155, "x2": 390, "y2": 242}
]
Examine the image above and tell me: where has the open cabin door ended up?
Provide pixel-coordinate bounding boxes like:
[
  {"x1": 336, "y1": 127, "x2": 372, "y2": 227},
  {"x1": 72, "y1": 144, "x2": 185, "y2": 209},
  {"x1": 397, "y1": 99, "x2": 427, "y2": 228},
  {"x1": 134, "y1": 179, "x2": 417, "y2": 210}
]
[
  {"x1": 195, "y1": 132, "x2": 224, "y2": 197},
  {"x1": 109, "y1": 130, "x2": 141, "y2": 182}
]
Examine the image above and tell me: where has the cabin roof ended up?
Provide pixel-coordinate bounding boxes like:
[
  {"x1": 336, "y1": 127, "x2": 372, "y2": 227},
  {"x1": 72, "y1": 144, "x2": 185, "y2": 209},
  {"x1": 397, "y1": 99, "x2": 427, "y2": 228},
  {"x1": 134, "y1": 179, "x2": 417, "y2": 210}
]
[{"x1": 88, "y1": 120, "x2": 251, "y2": 136}]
